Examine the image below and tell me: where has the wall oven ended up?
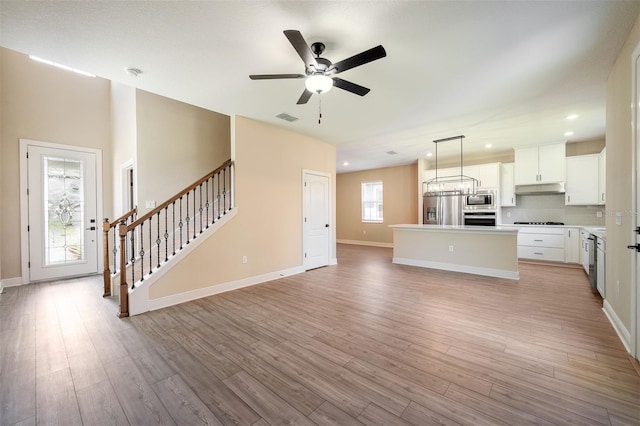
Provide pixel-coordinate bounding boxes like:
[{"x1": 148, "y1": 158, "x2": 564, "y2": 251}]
[
  {"x1": 463, "y1": 211, "x2": 496, "y2": 226},
  {"x1": 463, "y1": 190, "x2": 496, "y2": 226}
]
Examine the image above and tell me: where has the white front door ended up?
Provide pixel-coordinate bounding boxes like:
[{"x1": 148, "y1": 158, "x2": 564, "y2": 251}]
[
  {"x1": 303, "y1": 171, "x2": 330, "y2": 270},
  {"x1": 26, "y1": 144, "x2": 99, "y2": 281}
]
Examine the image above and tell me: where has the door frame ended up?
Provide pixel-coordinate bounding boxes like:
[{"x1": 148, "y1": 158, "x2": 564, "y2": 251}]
[
  {"x1": 302, "y1": 169, "x2": 335, "y2": 269},
  {"x1": 632, "y1": 41, "x2": 640, "y2": 359},
  {"x1": 19, "y1": 139, "x2": 104, "y2": 284}
]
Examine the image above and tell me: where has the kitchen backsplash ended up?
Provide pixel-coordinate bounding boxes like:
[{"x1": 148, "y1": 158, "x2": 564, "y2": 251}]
[{"x1": 501, "y1": 194, "x2": 605, "y2": 226}]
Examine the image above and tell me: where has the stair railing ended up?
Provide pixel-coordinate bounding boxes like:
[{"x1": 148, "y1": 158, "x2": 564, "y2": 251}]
[
  {"x1": 102, "y1": 207, "x2": 137, "y2": 297},
  {"x1": 117, "y1": 159, "x2": 233, "y2": 317}
]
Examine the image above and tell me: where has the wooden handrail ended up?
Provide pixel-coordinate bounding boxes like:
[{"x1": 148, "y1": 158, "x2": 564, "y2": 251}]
[
  {"x1": 102, "y1": 206, "x2": 138, "y2": 297},
  {"x1": 127, "y1": 159, "x2": 232, "y2": 230}
]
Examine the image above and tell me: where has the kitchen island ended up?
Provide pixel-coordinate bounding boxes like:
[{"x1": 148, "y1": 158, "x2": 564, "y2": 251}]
[{"x1": 390, "y1": 224, "x2": 519, "y2": 280}]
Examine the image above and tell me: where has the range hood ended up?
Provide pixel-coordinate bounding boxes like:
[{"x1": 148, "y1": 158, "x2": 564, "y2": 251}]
[{"x1": 515, "y1": 182, "x2": 565, "y2": 195}]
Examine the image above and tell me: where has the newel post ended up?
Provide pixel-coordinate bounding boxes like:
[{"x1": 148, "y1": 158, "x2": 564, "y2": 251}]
[
  {"x1": 118, "y1": 220, "x2": 129, "y2": 318},
  {"x1": 102, "y1": 218, "x2": 111, "y2": 297}
]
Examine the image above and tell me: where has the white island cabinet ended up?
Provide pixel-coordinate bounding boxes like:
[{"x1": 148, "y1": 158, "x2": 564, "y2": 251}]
[
  {"x1": 514, "y1": 143, "x2": 566, "y2": 185},
  {"x1": 390, "y1": 225, "x2": 519, "y2": 280}
]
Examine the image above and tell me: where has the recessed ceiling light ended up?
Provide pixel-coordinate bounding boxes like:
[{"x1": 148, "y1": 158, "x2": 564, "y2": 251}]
[
  {"x1": 566, "y1": 114, "x2": 579, "y2": 120},
  {"x1": 485, "y1": 144, "x2": 493, "y2": 148},
  {"x1": 426, "y1": 152, "x2": 433, "y2": 157},
  {"x1": 564, "y1": 131, "x2": 574, "y2": 137},
  {"x1": 343, "y1": 161, "x2": 349, "y2": 166}
]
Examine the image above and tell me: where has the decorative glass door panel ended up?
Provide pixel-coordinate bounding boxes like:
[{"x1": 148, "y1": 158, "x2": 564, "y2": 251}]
[{"x1": 28, "y1": 145, "x2": 98, "y2": 281}]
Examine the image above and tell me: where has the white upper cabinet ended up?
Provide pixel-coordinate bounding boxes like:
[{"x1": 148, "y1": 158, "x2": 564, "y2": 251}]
[
  {"x1": 598, "y1": 147, "x2": 606, "y2": 205},
  {"x1": 500, "y1": 163, "x2": 516, "y2": 207},
  {"x1": 514, "y1": 143, "x2": 566, "y2": 185},
  {"x1": 476, "y1": 163, "x2": 500, "y2": 189},
  {"x1": 565, "y1": 155, "x2": 599, "y2": 205}
]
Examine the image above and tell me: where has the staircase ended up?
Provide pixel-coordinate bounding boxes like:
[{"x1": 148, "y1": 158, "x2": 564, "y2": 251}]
[{"x1": 102, "y1": 159, "x2": 233, "y2": 317}]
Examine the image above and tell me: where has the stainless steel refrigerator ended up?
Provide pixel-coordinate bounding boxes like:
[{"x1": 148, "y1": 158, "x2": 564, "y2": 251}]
[{"x1": 423, "y1": 191, "x2": 464, "y2": 225}]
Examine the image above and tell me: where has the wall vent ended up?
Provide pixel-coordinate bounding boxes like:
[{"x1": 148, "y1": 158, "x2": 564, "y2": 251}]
[
  {"x1": 276, "y1": 112, "x2": 299, "y2": 122},
  {"x1": 386, "y1": 150, "x2": 398, "y2": 155}
]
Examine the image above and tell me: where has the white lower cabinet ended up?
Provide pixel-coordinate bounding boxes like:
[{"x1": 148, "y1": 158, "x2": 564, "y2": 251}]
[
  {"x1": 564, "y1": 227, "x2": 580, "y2": 264},
  {"x1": 517, "y1": 227, "x2": 566, "y2": 262}
]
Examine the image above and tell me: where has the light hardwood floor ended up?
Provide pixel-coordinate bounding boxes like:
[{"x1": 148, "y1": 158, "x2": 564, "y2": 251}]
[{"x1": 1, "y1": 244, "x2": 639, "y2": 425}]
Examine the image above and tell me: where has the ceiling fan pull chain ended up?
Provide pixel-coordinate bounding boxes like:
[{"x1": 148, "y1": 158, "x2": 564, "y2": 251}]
[{"x1": 318, "y1": 94, "x2": 322, "y2": 124}]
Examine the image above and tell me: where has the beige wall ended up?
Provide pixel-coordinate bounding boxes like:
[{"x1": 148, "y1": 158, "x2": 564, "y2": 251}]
[
  {"x1": 0, "y1": 47, "x2": 112, "y2": 280},
  {"x1": 605, "y1": 15, "x2": 640, "y2": 331},
  {"x1": 337, "y1": 164, "x2": 418, "y2": 245},
  {"x1": 110, "y1": 82, "x2": 137, "y2": 217},
  {"x1": 148, "y1": 116, "x2": 336, "y2": 299},
  {"x1": 135, "y1": 90, "x2": 230, "y2": 215}
]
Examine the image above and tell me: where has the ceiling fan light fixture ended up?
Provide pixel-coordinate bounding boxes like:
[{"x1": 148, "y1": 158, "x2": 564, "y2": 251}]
[{"x1": 305, "y1": 74, "x2": 333, "y2": 94}]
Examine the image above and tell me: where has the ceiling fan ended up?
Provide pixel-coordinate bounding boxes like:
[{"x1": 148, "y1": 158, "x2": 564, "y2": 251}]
[{"x1": 249, "y1": 30, "x2": 386, "y2": 105}]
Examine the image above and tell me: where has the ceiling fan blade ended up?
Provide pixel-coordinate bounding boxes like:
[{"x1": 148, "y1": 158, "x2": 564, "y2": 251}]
[
  {"x1": 330, "y1": 45, "x2": 386, "y2": 74},
  {"x1": 296, "y1": 89, "x2": 313, "y2": 105},
  {"x1": 284, "y1": 30, "x2": 318, "y2": 69},
  {"x1": 249, "y1": 74, "x2": 305, "y2": 80},
  {"x1": 332, "y1": 77, "x2": 371, "y2": 96}
]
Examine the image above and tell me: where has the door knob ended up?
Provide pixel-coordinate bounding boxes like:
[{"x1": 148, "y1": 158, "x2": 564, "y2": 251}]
[
  {"x1": 627, "y1": 244, "x2": 640, "y2": 252},
  {"x1": 325, "y1": 224, "x2": 329, "y2": 228}
]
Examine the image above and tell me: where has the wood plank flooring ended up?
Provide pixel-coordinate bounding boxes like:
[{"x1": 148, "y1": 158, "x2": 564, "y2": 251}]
[{"x1": 1, "y1": 243, "x2": 639, "y2": 425}]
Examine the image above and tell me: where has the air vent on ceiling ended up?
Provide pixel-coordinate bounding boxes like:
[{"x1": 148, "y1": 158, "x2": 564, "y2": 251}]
[
  {"x1": 386, "y1": 150, "x2": 398, "y2": 155},
  {"x1": 276, "y1": 112, "x2": 299, "y2": 122}
]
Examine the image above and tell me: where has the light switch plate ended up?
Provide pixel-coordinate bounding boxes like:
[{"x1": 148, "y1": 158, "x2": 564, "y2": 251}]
[
  {"x1": 145, "y1": 201, "x2": 156, "y2": 208},
  {"x1": 616, "y1": 212, "x2": 622, "y2": 225}
]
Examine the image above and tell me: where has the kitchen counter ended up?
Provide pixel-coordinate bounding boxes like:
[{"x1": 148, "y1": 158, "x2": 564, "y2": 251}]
[{"x1": 390, "y1": 224, "x2": 519, "y2": 280}]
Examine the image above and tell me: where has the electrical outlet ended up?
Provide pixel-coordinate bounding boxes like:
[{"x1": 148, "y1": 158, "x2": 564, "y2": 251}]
[
  {"x1": 616, "y1": 280, "x2": 620, "y2": 296},
  {"x1": 448, "y1": 245, "x2": 454, "y2": 252},
  {"x1": 363, "y1": 230, "x2": 366, "y2": 235},
  {"x1": 616, "y1": 212, "x2": 622, "y2": 225},
  {"x1": 145, "y1": 200, "x2": 156, "y2": 208},
  {"x1": 242, "y1": 255, "x2": 247, "y2": 264},
  {"x1": 596, "y1": 211, "x2": 603, "y2": 218},
  {"x1": 506, "y1": 212, "x2": 511, "y2": 217}
]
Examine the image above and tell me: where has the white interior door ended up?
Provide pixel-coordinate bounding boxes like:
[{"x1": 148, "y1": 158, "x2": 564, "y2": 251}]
[
  {"x1": 303, "y1": 171, "x2": 330, "y2": 270},
  {"x1": 27, "y1": 145, "x2": 99, "y2": 281}
]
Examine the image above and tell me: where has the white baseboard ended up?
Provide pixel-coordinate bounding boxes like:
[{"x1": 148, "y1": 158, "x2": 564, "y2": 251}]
[
  {"x1": 330, "y1": 258, "x2": 338, "y2": 266},
  {"x1": 131, "y1": 265, "x2": 305, "y2": 315},
  {"x1": 392, "y1": 257, "x2": 520, "y2": 280},
  {"x1": 603, "y1": 299, "x2": 631, "y2": 353},
  {"x1": 0, "y1": 277, "x2": 24, "y2": 290},
  {"x1": 337, "y1": 239, "x2": 393, "y2": 248}
]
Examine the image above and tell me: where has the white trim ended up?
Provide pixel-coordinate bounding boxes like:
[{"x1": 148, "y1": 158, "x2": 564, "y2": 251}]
[
  {"x1": 119, "y1": 159, "x2": 135, "y2": 216},
  {"x1": 131, "y1": 264, "x2": 305, "y2": 316},
  {"x1": 330, "y1": 258, "x2": 338, "y2": 266},
  {"x1": 337, "y1": 239, "x2": 394, "y2": 248},
  {"x1": 0, "y1": 277, "x2": 24, "y2": 288},
  {"x1": 631, "y1": 39, "x2": 640, "y2": 359},
  {"x1": 392, "y1": 256, "x2": 520, "y2": 280},
  {"x1": 603, "y1": 299, "x2": 632, "y2": 353},
  {"x1": 20, "y1": 139, "x2": 104, "y2": 284},
  {"x1": 128, "y1": 208, "x2": 238, "y2": 314}
]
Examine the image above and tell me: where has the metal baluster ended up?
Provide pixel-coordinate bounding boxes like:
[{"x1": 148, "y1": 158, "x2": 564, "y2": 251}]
[
  {"x1": 112, "y1": 228, "x2": 117, "y2": 271},
  {"x1": 138, "y1": 223, "x2": 144, "y2": 282},
  {"x1": 193, "y1": 188, "x2": 197, "y2": 239},
  {"x1": 229, "y1": 163, "x2": 233, "y2": 210},
  {"x1": 186, "y1": 192, "x2": 190, "y2": 244},
  {"x1": 205, "y1": 179, "x2": 210, "y2": 228},
  {"x1": 164, "y1": 207, "x2": 169, "y2": 262},
  {"x1": 172, "y1": 201, "x2": 176, "y2": 255},
  {"x1": 156, "y1": 212, "x2": 161, "y2": 268},
  {"x1": 148, "y1": 219, "x2": 153, "y2": 274},
  {"x1": 179, "y1": 196, "x2": 183, "y2": 249},
  {"x1": 217, "y1": 170, "x2": 221, "y2": 220},
  {"x1": 129, "y1": 216, "x2": 135, "y2": 266},
  {"x1": 199, "y1": 184, "x2": 203, "y2": 234},
  {"x1": 223, "y1": 166, "x2": 227, "y2": 214}
]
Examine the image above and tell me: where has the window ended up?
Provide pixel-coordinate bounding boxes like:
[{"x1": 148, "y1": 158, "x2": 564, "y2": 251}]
[{"x1": 362, "y1": 181, "x2": 383, "y2": 222}]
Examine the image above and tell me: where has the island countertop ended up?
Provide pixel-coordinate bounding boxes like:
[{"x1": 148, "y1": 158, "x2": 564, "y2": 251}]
[{"x1": 390, "y1": 224, "x2": 519, "y2": 234}]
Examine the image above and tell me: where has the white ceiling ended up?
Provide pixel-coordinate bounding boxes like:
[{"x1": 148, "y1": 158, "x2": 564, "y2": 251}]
[{"x1": 2, "y1": 1, "x2": 639, "y2": 173}]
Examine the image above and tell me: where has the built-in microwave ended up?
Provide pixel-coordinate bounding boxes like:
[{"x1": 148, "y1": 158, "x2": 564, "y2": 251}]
[{"x1": 463, "y1": 190, "x2": 496, "y2": 211}]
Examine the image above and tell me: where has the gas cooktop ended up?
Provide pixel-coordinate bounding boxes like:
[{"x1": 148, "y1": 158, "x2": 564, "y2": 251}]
[{"x1": 514, "y1": 221, "x2": 565, "y2": 226}]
